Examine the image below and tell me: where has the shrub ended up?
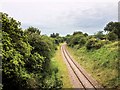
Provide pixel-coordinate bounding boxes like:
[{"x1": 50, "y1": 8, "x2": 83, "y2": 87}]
[
  {"x1": 106, "y1": 32, "x2": 118, "y2": 41},
  {"x1": 67, "y1": 33, "x2": 87, "y2": 48},
  {"x1": 86, "y1": 38, "x2": 104, "y2": 50},
  {"x1": 2, "y1": 12, "x2": 62, "y2": 90}
]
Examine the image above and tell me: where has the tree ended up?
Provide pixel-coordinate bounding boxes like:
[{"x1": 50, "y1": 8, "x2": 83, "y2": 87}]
[
  {"x1": 95, "y1": 31, "x2": 105, "y2": 40},
  {"x1": 104, "y1": 22, "x2": 120, "y2": 40},
  {"x1": 50, "y1": 33, "x2": 64, "y2": 45},
  {"x1": 106, "y1": 31, "x2": 118, "y2": 41},
  {"x1": 67, "y1": 32, "x2": 87, "y2": 47},
  {"x1": 50, "y1": 33, "x2": 59, "y2": 38},
  {"x1": 2, "y1": 12, "x2": 33, "y2": 90},
  {"x1": 2, "y1": 12, "x2": 62, "y2": 90},
  {"x1": 84, "y1": 33, "x2": 88, "y2": 37},
  {"x1": 104, "y1": 22, "x2": 114, "y2": 32},
  {"x1": 26, "y1": 27, "x2": 41, "y2": 35},
  {"x1": 73, "y1": 31, "x2": 83, "y2": 36},
  {"x1": 86, "y1": 38, "x2": 103, "y2": 50}
]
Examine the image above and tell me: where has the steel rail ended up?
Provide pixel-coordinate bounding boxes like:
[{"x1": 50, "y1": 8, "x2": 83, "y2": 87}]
[{"x1": 62, "y1": 45, "x2": 98, "y2": 90}]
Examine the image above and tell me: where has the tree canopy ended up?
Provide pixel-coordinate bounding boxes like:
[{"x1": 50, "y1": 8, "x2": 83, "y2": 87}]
[
  {"x1": 1, "y1": 12, "x2": 62, "y2": 90},
  {"x1": 104, "y1": 21, "x2": 120, "y2": 40}
]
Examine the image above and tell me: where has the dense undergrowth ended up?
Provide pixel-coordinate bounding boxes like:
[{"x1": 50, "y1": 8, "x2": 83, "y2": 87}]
[
  {"x1": 1, "y1": 12, "x2": 63, "y2": 90},
  {"x1": 1, "y1": 12, "x2": 120, "y2": 89},
  {"x1": 50, "y1": 45, "x2": 72, "y2": 88},
  {"x1": 67, "y1": 41, "x2": 119, "y2": 89},
  {"x1": 66, "y1": 26, "x2": 120, "y2": 89}
]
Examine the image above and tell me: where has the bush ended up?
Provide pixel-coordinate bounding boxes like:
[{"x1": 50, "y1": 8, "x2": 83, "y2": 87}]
[
  {"x1": 2, "y1": 12, "x2": 62, "y2": 90},
  {"x1": 106, "y1": 32, "x2": 118, "y2": 41},
  {"x1": 67, "y1": 32, "x2": 87, "y2": 48},
  {"x1": 86, "y1": 38, "x2": 104, "y2": 50},
  {"x1": 79, "y1": 37, "x2": 86, "y2": 47}
]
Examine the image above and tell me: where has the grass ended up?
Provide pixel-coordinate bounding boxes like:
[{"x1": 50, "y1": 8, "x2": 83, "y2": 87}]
[
  {"x1": 50, "y1": 44, "x2": 73, "y2": 88},
  {"x1": 67, "y1": 41, "x2": 119, "y2": 89}
]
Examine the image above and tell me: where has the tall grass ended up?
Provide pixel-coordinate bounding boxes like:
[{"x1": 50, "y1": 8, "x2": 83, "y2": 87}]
[
  {"x1": 50, "y1": 45, "x2": 73, "y2": 88},
  {"x1": 67, "y1": 41, "x2": 119, "y2": 89}
]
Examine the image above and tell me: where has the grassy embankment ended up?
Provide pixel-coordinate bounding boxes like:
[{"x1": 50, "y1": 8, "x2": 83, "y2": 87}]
[
  {"x1": 67, "y1": 41, "x2": 119, "y2": 89},
  {"x1": 50, "y1": 44, "x2": 73, "y2": 88}
]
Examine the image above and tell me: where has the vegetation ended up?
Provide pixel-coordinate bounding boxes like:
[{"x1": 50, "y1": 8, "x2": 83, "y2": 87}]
[
  {"x1": 50, "y1": 45, "x2": 72, "y2": 88},
  {"x1": 0, "y1": 27, "x2": 2, "y2": 89},
  {"x1": 1, "y1": 12, "x2": 62, "y2": 90},
  {"x1": 50, "y1": 33, "x2": 64, "y2": 45},
  {"x1": 66, "y1": 21, "x2": 120, "y2": 89},
  {"x1": 104, "y1": 22, "x2": 120, "y2": 40},
  {"x1": 1, "y1": 11, "x2": 119, "y2": 89}
]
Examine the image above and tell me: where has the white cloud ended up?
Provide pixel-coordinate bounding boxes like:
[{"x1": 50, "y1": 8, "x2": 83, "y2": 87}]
[{"x1": 0, "y1": 0, "x2": 118, "y2": 35}]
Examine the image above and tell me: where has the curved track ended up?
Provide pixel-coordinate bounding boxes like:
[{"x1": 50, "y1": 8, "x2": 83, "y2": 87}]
[{"x1": 61, "y1": 44, "x2": 103, "y2": 90}]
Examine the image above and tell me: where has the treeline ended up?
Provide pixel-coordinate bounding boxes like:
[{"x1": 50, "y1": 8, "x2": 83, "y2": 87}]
[
  {"x1": 1, "y1": 12, "x2": 120, "y2": 89},
  {"x1": 66, "y1": 22, "x2": 120, "y2": 88},
  {"x1": 50, "y1": 33, "x2": 65, "y2": 45},
  {"x1": 66, "y1": 21, "x2": 120, "y2": 50},
  {"x1": 1, "y1": 13, "x2": 63, "y2": 90}
]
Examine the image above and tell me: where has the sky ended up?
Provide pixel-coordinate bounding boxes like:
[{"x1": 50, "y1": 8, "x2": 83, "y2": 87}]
[{"x1": 0, "y1": 0, "x2": 119, "y2": 36}]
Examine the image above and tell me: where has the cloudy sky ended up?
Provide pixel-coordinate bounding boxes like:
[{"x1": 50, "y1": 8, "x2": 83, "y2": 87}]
[{"x1": 0, "y1": 0, "x2": 119, "y2": 36}]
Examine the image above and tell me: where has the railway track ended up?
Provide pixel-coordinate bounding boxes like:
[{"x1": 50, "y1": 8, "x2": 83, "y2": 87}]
[{"x1": 61, "y1": 44, "x2": 103, "y2": 90}]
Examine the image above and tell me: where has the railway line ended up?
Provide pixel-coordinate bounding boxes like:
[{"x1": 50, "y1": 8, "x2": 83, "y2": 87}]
[{"x1": 61, "y1": 44, "x2": 103, "y2": 90}]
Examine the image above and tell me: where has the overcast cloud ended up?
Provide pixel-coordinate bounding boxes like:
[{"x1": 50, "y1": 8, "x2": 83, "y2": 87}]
[{"x1": 0, "y1": 0, "x2": 119, "y2": 36}]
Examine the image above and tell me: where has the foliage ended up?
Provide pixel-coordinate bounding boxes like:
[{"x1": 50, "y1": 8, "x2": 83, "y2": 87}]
[
  {"x1": 104, "y1": 22, "x2": 120, "y2": 40},
  {"x1": 106, "y1": 31, "x2": 118, "y2": 41},
  {"x1": 2, "y1": 12, "x2": 119, "y2": 90},
  {"x1": 50, "y1": 33, "x2": 59, "y2": 38},
  {"x1": 73, "y1": 31, "x2": 83, "y2": 35},
  {"x1": 65, "y1": 34, "x2": 71, "y2": 44},
  {"x1": 94, "y1": 31, "x2": 105, "y2": 40},
  {"x1": 66, "y1": 21, "x2": 119, "y2": 50},
  {"x1": 26, "y1": 26, "x2": 41, "y2": 35},
  {"x1": 50, "y1": 33, "x2": 64, "y2": 45},
  {"x1": 50, "y1": 45, "x2": 72, "y2": 88},
  {"x1": 86, "y1": 38, "x2": 104, "y2": 50},
  {"x1": 66, "y1": 21, "x2": 119, "y2": 89},
  {"x1": 67, "y1": 41, "x2": 119, "y2": 89},
  {"x1": 2, "y1": 12, "x2": 62, "y2": 90},
  {"x1": 67, "y1": 32, "x2": 87, "y2": 48}
]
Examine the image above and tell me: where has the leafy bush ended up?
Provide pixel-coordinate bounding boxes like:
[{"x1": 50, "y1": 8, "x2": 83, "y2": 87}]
[
  {"x1": 104, "y1": 22, "x2": 120, "y2": 40},
  {"x1": 67, "y1": 32, "x2": 87, "y2": 48},
  {"x1": 2, "y1": 12, "x2": 62, "y2": 90},
  {"x1": 86, "y1": 38, "x2": 104, "y2": 50},
  {"x1": 106, "y1": 31, "x2": 118, "y2": 41}
]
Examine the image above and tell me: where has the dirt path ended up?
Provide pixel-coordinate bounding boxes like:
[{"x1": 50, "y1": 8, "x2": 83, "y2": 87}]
[{"x1": 61, "y1": 44, "x2": 103, "y2": 89}]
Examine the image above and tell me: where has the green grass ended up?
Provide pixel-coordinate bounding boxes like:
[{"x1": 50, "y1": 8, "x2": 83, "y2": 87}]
[
  {"x1": 67, "y1": 41, "x2": 119, "y2": 89},
  {"x1": 50, "y1": 44, "x2": 73, "y2": 88}
]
